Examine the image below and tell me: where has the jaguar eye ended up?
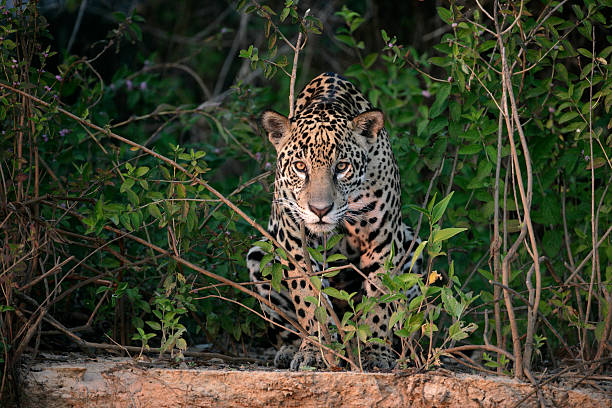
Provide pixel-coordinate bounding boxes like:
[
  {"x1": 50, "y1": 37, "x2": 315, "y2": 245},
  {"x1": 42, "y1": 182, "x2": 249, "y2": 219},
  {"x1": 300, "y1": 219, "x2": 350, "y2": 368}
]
[
  {"x1": 294, "y1": 161, "x2": 307, "y2": 173},
  {"x1": 335, "y1": 161, "x2": 350, "y2": 173}
]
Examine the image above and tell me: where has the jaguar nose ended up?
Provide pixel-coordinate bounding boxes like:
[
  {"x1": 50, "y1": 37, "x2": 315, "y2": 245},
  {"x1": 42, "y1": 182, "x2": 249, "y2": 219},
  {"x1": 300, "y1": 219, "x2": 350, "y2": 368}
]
[{"x1": 309, "y1": 202, "x2": 333, "y2": 219}]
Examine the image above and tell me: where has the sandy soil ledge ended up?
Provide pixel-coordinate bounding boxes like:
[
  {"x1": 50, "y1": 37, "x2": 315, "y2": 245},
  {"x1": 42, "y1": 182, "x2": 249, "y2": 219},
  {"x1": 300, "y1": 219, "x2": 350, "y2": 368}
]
[{"x1": 18, "y1": 354, "x2": 610, "y2": 407}]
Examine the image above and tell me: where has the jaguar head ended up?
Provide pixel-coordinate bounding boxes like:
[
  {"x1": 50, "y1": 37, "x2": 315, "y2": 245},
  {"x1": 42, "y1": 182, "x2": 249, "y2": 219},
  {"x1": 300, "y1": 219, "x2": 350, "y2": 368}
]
[{"x1": 260, "y1": 108, "x2": 384, "y2": 234}]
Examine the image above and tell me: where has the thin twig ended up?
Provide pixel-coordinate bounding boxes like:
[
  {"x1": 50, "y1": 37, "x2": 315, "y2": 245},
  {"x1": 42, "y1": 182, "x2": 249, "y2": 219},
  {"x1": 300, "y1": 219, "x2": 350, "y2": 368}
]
[{"x1": 289, "y1": 9, "x2": 310, "y2": 118}]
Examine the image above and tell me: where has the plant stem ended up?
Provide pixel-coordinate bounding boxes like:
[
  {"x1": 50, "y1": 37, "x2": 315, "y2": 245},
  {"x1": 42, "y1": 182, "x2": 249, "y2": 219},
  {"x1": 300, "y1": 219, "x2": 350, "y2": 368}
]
[{"x1": 289, "y1": 9, "x2": 309, "y2": 118}]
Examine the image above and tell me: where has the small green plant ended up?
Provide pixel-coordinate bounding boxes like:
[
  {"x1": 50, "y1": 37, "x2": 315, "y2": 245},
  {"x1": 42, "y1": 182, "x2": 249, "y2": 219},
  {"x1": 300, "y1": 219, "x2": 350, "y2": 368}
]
[
  {"x1": 131, "y1": 328, "x2": 156, "y2": 357},
  {"x1": 146, "y1": 273, "x2": 195, "y2": 358},
  {"x1": 483, "y1": 352, "x2": 511, "y2": 375}
]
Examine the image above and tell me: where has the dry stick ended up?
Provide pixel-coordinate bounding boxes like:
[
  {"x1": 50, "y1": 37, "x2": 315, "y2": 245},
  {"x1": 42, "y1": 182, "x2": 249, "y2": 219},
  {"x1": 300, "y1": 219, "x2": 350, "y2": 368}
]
[
  {"x1": 192, "y1": 263, "x2": 386, "y2": 297},
  {"x1": 523, "y1": 367, "x2": 547, "y2": 408},
  {"x1": 0, "y1": 240, "x2": 47, "y2": 278},
  {"x1": 129, "y1": 63, "x2": 212, "y2": 99},
  {"x1": 288, "y1": 9, "x2": 309, "y2": 118},
  {"x1": 444, "y1": 344, "x2": 515, "y2": 363},
  {"x1": 564, "y1": 226, "x2": 612, "y2": 285},
  {"x1": 18, "y1": 256, "x2": 75, "y2": 291},
  {"x1": 199, "y1": 171, "x2": 273, "y2": 229},
  {"x1": 11, "y1": 306, "x2": 47, "y2": 364},
  {"x1": 583, "y1": 26, "x2": 598, "y2": 362},
  {"x1": 445, "y1": 352, "x2": 499, "y2": 376},
  {"x1": 561, "y1": 185, "x2": 576, "y2": 269},
  {"x1": 492, "y1": 109, "x2": 504, "y2": 373}
]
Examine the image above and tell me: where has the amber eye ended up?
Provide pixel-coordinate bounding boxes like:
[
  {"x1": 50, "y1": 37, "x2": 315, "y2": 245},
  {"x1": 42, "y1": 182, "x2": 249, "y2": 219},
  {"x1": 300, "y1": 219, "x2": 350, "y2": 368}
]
[
  {"x1": 335, "y1": 161, "x2": 350, "y2": 173},
  {"x1": 294, "y1": 161, "x2": 307, "y2": 173}
]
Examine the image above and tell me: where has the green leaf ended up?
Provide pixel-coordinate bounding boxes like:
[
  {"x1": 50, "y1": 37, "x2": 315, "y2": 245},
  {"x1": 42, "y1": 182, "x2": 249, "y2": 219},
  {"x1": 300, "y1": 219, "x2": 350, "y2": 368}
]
[
  {"x1": 429, "y1": 84, "x2": 451, "y2": 118},
  {"x1": 322, "y1": 287, "x2": 343, "y2": 300},
  {"x1": 135, "y1": 166, "x2": 149, "y2": 177},
  {"x1": 357, "y1": 324, "x2": 371, "y2": 343},
  {"x1": 323, "y1": 270, "x2": 340, "y2": 278},
  {"x1": 426, "y1": 117, "x2": 448, "y2": 135},
  {"x1": 336, "y1": 34, "x2": 355, "y2": 47},
  {"x1": 326, "y1": 253, "x2": 347, "y2": 263},
  {"x1": 146, "y1": 321, "x2": 161, "y2": 331},
  {"x1": 458, "y1": 144, "x2": 482, "y2": 155},
  {"x1": 363, "y1": 53, "x2": 378, "y2": 69},
  {"x1": 442, "y1": 287, "x2": 463, "y2": 319},
  {"x1": 421, "y1": 321, "x2": 438, "y2": 337},
  {"x1": 477, "y1": 268, "x2": 494, "y2": 281},
  {"x1": 275, "y1": 247, "x2": 287, "y2": 260},
  {"x1": 259, "y1": 254, "x2": 274, "y2": 274},
  {"x1": 397, "y1": 273, "x2": 421, "y2": 289},
  {"x1": 94, "y1": 199, "x2": 103, "y2": 221},
  {"x1": 571, "y1": 4, "x2": 584, "y2": 19},
  {"x1": 310, "y1": 276, "x2": 322, "y2": 291},
  {"x1": 148, "y1": 203, "x2": 162, "y2": 219},
  {"x1": 120, "y1": 214, "x2": 133, "y2": 231},
  {"x1": 558, "y1": 112, "x2": 578, "y2": 124},
  {"x1": 433, "y1": 228, "x2": 467, "y2": 243},
  {"x1": 315, "y1": 306, "x2": 327, "y2": 324},
  {"x1": 431, "y1": 191, "x2": 454, "y2": 224},
  {"x1": 389, "y1": 310, "x2": 405, "y2": 328},
  {"x1": 271, "y1": 263, "x2": 283, "y2": 292},
  {"x1": 304, "y1": 296, "x2": 319, "y2": 305},
  {"x1": 341, "y1": 311, "x2": 354, "y2": 327},
  {"x1": 436, "y1": 7, "x2": 452, "y2": 24},
  {"x1": 280, "y1": 7, "x2": 290, "y2": 22},
  {"x1": 253, "y1": 240, "x2": 274, "y2": 253},
  {"x1": 126, "y1": 189, "x2": 139, "y2": 206},
  {"x1": 307, "y1": 247, "x2": 324, "y2": 263},
  {"x1": 407, "y1": 204, "x2": 429, "y2": 217},
  {"x1": 120, "y1": 178, "x2": 134, "y2": 193},
  {"x1": 326, "y1": 234, "x2": 344, "y2": 250},
  {"x1": 176, "y1": 338, "x2": 187, "y2": 351},
  {"x1": 409, "y1": 295, "x2": 424, "y2": 311},
  {"x1": 409, "y1": 240, "x2": 428, "y2": 273},
  {"x1": 449, "y1": 321, "x2": 468, "y2": 340},
  {"x1": 577, "y1": 48, "x2": 592, "y2": 58}
]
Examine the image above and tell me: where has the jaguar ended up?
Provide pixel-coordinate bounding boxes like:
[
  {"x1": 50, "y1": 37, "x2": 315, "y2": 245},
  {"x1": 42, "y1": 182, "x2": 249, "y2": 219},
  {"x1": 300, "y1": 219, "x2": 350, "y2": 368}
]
[{"x1": 247, "y1": 72, "x2": 422, "y2": 371}]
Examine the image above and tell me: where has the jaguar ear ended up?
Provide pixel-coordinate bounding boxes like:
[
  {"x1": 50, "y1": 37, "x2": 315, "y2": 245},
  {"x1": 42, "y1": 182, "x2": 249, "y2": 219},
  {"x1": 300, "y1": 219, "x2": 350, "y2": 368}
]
[
  {"x1": 352, "y1": 110, "x2": 384, "y2": 142},
  {"x1": 261, "y1": 110, "x2": 291, "y2": 151}
]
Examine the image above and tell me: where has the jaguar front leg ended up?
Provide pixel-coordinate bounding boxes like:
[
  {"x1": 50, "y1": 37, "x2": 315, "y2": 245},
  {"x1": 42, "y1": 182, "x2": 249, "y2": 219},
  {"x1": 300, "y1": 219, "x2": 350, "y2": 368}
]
[
  {"x1": 360, "y1": 267, "x2": 398, "y2": 370},
  {"x1": 283, "y1": 256, "x2": 336, "y2": 370}
]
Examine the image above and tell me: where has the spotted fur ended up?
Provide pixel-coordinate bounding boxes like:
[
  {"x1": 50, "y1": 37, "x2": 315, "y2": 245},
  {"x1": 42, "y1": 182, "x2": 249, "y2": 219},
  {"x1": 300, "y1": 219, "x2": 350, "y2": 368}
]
[{"x1": 248, "y1": 72, "x2": 422, "y2": 371}]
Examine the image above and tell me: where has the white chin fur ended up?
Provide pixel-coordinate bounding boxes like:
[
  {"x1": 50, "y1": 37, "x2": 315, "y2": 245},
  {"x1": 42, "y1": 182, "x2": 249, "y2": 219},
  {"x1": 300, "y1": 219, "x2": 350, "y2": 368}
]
[{"x1": 305, "y1": 222, "x2": 336, "y2": 234}]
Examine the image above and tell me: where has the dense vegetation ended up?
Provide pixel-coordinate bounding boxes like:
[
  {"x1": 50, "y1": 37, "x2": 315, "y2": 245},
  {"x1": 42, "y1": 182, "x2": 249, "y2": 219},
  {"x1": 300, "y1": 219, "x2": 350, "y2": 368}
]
[{"x1": 1, "y1": 0, "x2": 610, "y2": 400}]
